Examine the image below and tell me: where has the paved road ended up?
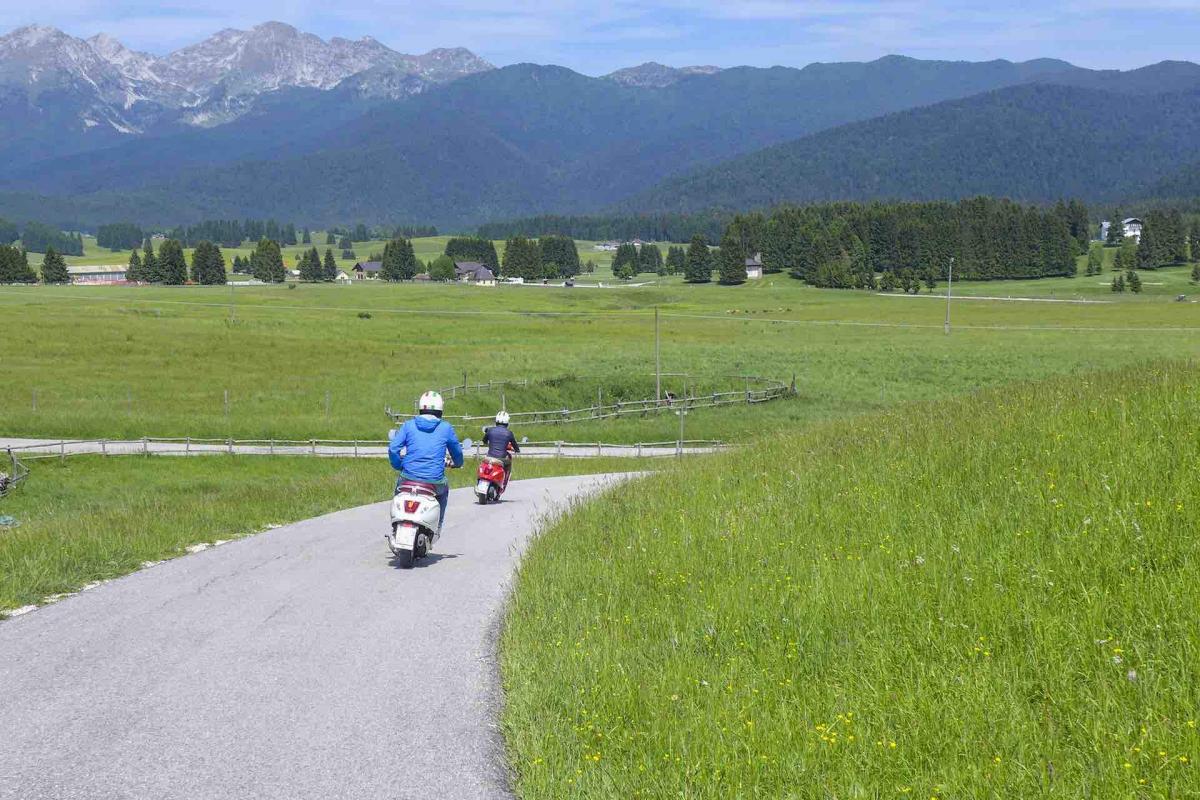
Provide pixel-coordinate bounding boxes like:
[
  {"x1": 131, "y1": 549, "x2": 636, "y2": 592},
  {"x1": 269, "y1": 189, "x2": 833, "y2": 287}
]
[
  {"x1": 0, "y1": 475, "x2": 620, "y2": 800},
  {"x1": 1, "y1": 437, "x2": 717, "y2": 459}
]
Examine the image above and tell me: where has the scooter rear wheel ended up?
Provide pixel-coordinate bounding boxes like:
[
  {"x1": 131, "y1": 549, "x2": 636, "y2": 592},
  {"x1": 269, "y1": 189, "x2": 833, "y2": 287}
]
[{"x1": 396, "y1": 548, "x2": 414, "y2": 569}]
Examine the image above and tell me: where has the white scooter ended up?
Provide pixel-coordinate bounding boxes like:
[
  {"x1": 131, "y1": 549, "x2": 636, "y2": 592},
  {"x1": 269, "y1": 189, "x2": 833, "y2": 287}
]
[{"x1": 387, "y1": 437, "x2": 469, "y2": 569}]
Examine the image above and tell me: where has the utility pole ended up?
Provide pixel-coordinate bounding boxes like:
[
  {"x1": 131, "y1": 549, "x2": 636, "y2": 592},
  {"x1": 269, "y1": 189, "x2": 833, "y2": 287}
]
[
  {"x1": 944, "y1": 257, "x2": 954, "y2": 335},
  {"x1": 655, "y1": 306, "x2": 661, "y2": 402}
]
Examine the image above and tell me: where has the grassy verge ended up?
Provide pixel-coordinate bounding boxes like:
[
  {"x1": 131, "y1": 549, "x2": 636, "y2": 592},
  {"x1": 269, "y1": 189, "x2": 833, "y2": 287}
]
[
  {"x1": 501, "y1": 363, "x2": 1200, "y2": 798},
  {"x1": 0, "y1": 454, "x2": 645, "y2": 613}
]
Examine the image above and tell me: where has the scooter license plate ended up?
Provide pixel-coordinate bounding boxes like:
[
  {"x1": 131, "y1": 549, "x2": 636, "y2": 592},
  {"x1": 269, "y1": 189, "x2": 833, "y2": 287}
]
[{"x1": 476, "y1": 480, "x2": 490, "y2": 495}]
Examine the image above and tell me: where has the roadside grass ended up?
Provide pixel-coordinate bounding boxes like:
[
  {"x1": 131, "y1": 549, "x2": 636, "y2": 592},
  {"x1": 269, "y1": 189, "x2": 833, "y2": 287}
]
[
  {"x1": 2, "y1": 276, "x2": 1199, "y2": 443},
  {"x1": 501, "y1": 362, "x2": 1200, "y2": 798},
  {"x1": 0, "y1": 454, "x2": 646, "y2": 613}
]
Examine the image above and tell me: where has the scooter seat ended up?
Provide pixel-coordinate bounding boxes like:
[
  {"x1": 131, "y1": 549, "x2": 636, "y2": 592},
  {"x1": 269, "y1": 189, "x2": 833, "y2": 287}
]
[
  {"x1": 481, "y1": 456, "x2": 507, "y2": 466},
  {"x1": 397, "y1": 480, "x2": 438, "y2": 497}
]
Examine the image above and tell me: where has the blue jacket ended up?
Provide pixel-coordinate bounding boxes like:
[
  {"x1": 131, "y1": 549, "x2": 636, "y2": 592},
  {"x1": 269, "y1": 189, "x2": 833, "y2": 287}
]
[{"x1": 388, "y1": 415, "x2": 464, "y2": 482}]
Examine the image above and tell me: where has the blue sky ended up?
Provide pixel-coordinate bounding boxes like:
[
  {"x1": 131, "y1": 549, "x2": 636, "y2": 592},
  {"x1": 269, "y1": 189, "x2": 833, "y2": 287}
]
[{"x1": 2, "y1": 1, "x2": 1197, "y2": 73}]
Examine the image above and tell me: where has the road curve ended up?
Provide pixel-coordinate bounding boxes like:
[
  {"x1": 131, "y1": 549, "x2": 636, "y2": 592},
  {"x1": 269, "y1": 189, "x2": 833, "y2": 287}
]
[{"x1": 0, "y1": 475, "x2": 620, "y2": 800}]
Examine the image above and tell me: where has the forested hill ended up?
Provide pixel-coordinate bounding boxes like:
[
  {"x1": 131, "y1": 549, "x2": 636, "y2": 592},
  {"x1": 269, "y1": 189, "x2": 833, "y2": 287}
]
[
  {"x1": 0, "y1": 56, "x2": 1127, "y2": 229},
  {"x1": 623, "y1": 84, "x2": 1200, "y2": 215}
]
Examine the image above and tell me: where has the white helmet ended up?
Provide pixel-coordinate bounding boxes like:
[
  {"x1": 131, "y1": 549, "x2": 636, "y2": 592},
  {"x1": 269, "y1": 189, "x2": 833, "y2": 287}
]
[
  {"x1": 495, "y1": 410, "x2": 510, "y2": 426},
  {"x1": 418, "y1": 391, "x2": 444, "y2": 415}
]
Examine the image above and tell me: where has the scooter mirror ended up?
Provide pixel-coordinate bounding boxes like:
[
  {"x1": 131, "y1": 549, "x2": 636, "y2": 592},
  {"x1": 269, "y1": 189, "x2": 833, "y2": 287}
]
[
  {"x1": 521, "y1": 436, "x2": 529, "y2": 444},
  {"x1": 461, "y1": 438, "x2": 474, "y2": 449},
  {"x1": 387, "y1": 429, "x2": 397, "y2": 440}
]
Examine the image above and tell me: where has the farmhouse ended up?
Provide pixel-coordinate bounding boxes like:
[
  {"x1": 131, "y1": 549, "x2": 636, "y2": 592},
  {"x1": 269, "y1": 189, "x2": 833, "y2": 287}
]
[
  {"x1": 1122, "y1": 217, "x2": 1144, "y2": 242},
  {"x1": 745, "y1": 255, "x2": 764, "y2": 279},
  {"x1": 353, "y1": 261, "x2": 382, "y2": 279},
  {"x1": 454, "y1": 261, "x2": 496, "y2": 286},
  {"x1": 66, "y1": 265, "x2": 126, "y2": 284}
]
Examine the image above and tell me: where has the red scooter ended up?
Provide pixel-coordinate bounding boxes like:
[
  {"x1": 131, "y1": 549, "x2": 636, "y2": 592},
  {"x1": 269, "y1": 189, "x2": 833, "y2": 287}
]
[{"x1": 474, "y1": 444, "x2": 513, "y2": 504}]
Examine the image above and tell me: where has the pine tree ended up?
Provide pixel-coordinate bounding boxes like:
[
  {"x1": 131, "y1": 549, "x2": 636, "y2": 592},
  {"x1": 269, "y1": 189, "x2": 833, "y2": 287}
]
[
  {"x1": 1111, "y1": 273, "x2": 1125, "y2": 293},
  {"x1": 1106, "y1": 214, "x2": 1125, "y2": 246},
  {"x1": 0, "y1": 245, "x2": 37, "y2": 283},
  {"x1": 1136, "y1": 225, "x2": 1158, "y2": 270},
  {"x1": 717, "y1": 228, "x2": 747, "y2": 285},
  {"x1": 1126, "y1": 269, "x2": 1142, "y2": 293},
  {"x1": 251, "y1": 238, "x2": 285, "y2": 283},
  {"x1": 1086, "y1": 243, "x2": 1103, "y2": 276},
  {"x1": 323, "y1": 249, "x2": 338, "y2": 281},
  {"x1": 326, "y1": 231, "x2": 336, "y2": 245},
  {"x1": 502, "y1": 236, "x2": 542, "y2": 280},
  {"x1": 157, "y1": 239, "x2": 188, "y2": 284},
  {"x1": 638, "y1": 243, "x2": 663, "y2": 275},
  {"x1": 1192, "y1": 263, "x2": 1200, "y2": 284},
  {"x1": 299, "y1": 247, "x2": 323, "y2": 281},
  {"x1": 923, "y1": 267, "x2": 938, "y2": 293},
  {"x1": 142, "y1": 239, "x2": 160, "y2": 282},
  {"x1": 302, "y1": 228, "x2": 312, "y2": 245},
  {"x1": 665, "y1": 246, "x2": 686, "y2": 275},
  {"x1": 191, "y1": 241, "x2": 226, "y2": 285},
  {"x1": 39, "y1": 247, "x2": 70, "y2": 284},
  {"x1": 127, "y1": 248, "x2": 143, "y2": 282},
  {"x1": 684, "y1": 235, "x2": 712, "y2": 283}
]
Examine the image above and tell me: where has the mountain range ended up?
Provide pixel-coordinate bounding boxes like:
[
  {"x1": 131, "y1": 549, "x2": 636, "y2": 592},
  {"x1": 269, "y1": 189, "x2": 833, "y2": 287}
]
[{"x1": 0, "y1": 21, "x2": 1198, "y2": 231}]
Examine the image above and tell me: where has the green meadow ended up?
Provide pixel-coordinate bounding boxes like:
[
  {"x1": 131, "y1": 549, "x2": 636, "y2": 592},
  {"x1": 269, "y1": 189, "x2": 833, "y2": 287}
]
[
  {"x1": 1, "y1": 267, "x2": 1197, "y2": 443},
  {"x1": 501, "y1": 362, "x2": 1200, "y2": 798}
]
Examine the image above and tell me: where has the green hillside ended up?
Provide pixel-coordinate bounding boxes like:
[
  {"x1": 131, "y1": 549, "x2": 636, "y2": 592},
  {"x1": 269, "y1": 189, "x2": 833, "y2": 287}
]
[{"x1": 502, "y1": 362, "x2": 1200, "y2": 797}]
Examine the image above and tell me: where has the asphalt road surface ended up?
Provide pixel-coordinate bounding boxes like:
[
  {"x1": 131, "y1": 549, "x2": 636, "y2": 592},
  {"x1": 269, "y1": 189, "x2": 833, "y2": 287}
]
[{"x1": 0, "y1": 475, "x2": 620, "y2": 800}]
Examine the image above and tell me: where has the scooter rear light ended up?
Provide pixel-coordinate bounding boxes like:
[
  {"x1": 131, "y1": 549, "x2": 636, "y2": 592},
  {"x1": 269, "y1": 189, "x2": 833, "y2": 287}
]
[{"x1": 404, "y1": 500, "x2": 420, "y2": 513}]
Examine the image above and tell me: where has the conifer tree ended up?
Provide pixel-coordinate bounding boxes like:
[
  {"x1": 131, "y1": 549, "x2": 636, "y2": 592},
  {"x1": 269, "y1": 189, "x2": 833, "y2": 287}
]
[
  {"x1": 0, "y1": 245, "x2": 37, "y2": 283},
  {"x1": 323, "y1": 249, "x2": 338, "y2": 281},
  {"x1": 251, "y1": 238, "x2": 285, "y2": 283},
  {"x1": 142, "y1": 239, "x2": 160, "y2": 282},
  {"x1": 665, "y1": 246, "x2": 686, "y2": 275},
  {"x1": 40, "y1": 247, "x2": 70, "y2": 284},
  {"x1": 190, "y1": 241, "x2": 227, "y2": 285},
  {"x1": 1136, "y1": 225, "x2": 1158, "y2": 270},
  {"x1": 879, "y1": 270, "x2": 898, "y2": 292},
  {"x1": 684, "y1": 235, "x2": 712, "y2": 283},
  {"x1": 127, "y1": 248, "x2": 143, "y2": 282},
  {"x1": 299, "y1": 247, "x2": 323, "y2": 281},
  {"x1": 302, "y1": 228, "x2": 312, "y2": 245},
  {"x1": 326, "y1": 231, "x2": 336, "y2": 245},
  {"x1": 1106, "y1": 214, "x2": 1125, "y2": 246},
  {"x1": 1192, "y1": 263, "x2": 1200, "y2": 284},
  {"x1": 1126, "y1": 269, "x2": 1142, "y2": 293},
  {"x1": 1086, "y1": 243, "x2": 1103, "y2": 276},
  {"x1": 157, "y1": 239, "x2": 188, "y2": 284},
  {"x1": 1111, "y1": 273, "x2": 1125, "y2": 292},
  {"x1": 717, "y1": 228, "x2": 747, "y2": 285}
]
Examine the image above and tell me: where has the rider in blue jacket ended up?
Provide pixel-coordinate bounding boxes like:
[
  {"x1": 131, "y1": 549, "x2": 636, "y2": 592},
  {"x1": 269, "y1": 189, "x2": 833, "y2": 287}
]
[{"x1": 388, "y1": 391, "x2": 463, "y2": 528}]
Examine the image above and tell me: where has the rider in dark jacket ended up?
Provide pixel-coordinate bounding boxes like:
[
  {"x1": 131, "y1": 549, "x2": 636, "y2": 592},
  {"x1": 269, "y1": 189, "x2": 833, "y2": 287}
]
[{"x1": 482, "y1": 411, "x2": 519, "y2": 486}]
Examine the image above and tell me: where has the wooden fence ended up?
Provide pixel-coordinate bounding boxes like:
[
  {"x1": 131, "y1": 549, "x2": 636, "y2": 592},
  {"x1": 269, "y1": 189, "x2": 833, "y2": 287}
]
[{"x1": 387, "y1": 373, "x2": 793, "y2": 426}]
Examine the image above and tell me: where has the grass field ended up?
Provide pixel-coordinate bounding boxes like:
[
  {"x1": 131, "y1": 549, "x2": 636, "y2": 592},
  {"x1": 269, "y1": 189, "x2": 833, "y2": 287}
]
[
  {"x1": 500, "y1": 362, "x2": 1200, "y2": 798},
  {"x1": 2, "y1": 268, "x2": 1198, "y2": 444},
  {"x1": 0, "y1": 454, "x2": 645, "y2": 613}
]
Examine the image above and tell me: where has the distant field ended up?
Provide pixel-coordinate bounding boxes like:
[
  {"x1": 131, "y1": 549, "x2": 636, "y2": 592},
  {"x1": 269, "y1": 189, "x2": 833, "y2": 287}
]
[{"x1": 2, "y1": 268, "x2": 1197, "y2": 443}]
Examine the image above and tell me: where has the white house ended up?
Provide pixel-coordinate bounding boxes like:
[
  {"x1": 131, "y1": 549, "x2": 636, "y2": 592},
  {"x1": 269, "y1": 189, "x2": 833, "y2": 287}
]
[
  {"x1": 745, "y1": 254, "x2": 764, "y2": 279},
  {"x1": 66, "y1": 265, "x2": 126, "y2": 284},
  {"x1": 1122, "y1": 217, "x2": 1143, "y2": 242},
  {"x1": 454, "y1": 261, "x2": 496, "y2": 286}
]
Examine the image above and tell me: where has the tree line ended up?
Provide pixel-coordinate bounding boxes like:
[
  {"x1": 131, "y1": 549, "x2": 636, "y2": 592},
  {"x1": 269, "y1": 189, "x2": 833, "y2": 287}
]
[
  {"x1": 477, "y1": 213, "x2": 730, "y2": 244},
  {"x1": 2, "y1": 221, "x2": 85, "y2": 256},
  {"x1": 500, "y1": 235, "x2": 582, "y2": 280}
]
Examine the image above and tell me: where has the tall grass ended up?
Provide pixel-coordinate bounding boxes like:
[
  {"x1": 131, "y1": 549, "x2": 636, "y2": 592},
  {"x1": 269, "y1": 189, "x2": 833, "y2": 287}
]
[
  {"x1": 0, "y1": 454, "x2": 644, "y2": 612},
  {"x1": 501, "y1": 363, "x2": 1200, "y2": 798}
]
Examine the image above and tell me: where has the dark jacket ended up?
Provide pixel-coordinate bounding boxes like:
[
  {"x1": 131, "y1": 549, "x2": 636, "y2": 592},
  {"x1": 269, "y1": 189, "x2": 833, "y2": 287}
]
[{"x1": 483, "y1": 425, "x2": 520, "y2": 460}]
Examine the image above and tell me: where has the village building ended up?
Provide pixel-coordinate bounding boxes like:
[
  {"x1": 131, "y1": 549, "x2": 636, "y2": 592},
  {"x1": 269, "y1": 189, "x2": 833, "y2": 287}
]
[
  {"x1": 66, "y1": 265, "x2": 126, "y2": 284},
  {"x1": 745, "y1": 255, "x2": 764, "y2": 279},
  {"x1": 454, "y1": 261, "x2": 496, "y2": 286},
  {"x1": 353, "y1": 261, "x2": 382, "y2": 279}
]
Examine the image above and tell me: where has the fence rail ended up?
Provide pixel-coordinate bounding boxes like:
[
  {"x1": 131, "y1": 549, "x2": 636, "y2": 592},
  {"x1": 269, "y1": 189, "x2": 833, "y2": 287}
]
[
  {"x1": 388, "y1": 373, "x2": 793, "y2": 426},
  {"x1": 4, "y1": 437, "x2": 727, "y2": 464},
  {"x1": 1, "y1": 448, "x2": 29, "y2": 497}
]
